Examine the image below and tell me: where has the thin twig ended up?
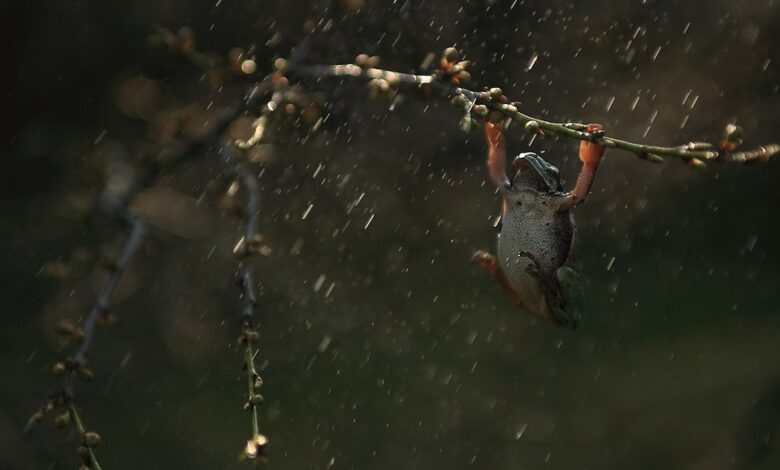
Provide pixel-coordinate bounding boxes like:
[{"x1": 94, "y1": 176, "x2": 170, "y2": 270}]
[
  {"x1": 216, "y1": 139, "x2": 268, "y2": 460},
  {"x1": 68, "y1": 404, "x2": 104, "y2": 470},
  {"x1": 288, "y1": 63, "x2": 780, "y2": 165},
  {"x1": 64, "y1": 212, "x2": 146, "y2": 397}
]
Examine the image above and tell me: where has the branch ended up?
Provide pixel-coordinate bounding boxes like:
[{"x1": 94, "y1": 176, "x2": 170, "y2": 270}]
[
  {"x1": 286, "y1": 51, "x2": 780, "y2": 167},
  {"x1": 27, "y1": 211, "x2": 145, "y2": 470},
  {"x1": 67, "y1": 212, "x2": 146, "y2": 388},
  {"x1": 215, "y1": 139, "x2": 269, "y2": 462}
]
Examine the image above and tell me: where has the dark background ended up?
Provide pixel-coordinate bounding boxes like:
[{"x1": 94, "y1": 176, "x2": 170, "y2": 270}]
[{"x1": 3, "y1": 0, "x2": 780, "y2": 469}]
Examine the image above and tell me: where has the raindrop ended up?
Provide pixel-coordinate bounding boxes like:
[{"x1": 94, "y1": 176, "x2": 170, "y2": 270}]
[
  {"x1": 364, "y1": 213, "x2": 375, "y2": 230},
  {"x1": 314, "y1": 274, "x2": 326, "y2": 292},
  {"x1": 651, "y1": 46, "x2": 662, "y2": 61},
  {"x1": 302, "y1": 203, "x2": 314, "y2": 220},
  {"x1": 605, "y1": 96, "x2": 615, "y2": 112},
  {"x1": 525, "y1": 52, "x2": 539, "y2": 71},
  {"x1": 630, "y1": 95, "x2": 640, "y2": 111}
]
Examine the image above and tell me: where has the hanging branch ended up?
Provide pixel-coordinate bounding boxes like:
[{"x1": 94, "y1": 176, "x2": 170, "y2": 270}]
[
  {"x1": 26, "y1": 211, "x2": 145, "y2": 470},
  {"x1": 285, "y1": 48, "x2": 780, "y2": 167},
  {"x1": 215, "y1": 138, "x2": 270, "y2": 462}
]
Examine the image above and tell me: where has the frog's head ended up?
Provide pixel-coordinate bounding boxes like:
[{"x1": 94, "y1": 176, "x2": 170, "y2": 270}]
[{"x1": 509, "y1": 152, "x2": 563, "y2": 193}]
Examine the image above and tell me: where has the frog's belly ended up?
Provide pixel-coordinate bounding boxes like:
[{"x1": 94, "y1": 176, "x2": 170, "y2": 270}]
[{"x1": 497, "y1": 209, "x2": 574, "y2": 319}]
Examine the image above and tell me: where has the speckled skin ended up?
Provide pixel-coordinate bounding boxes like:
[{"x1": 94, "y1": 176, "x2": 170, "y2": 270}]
[
  {"x1": 476, "y1": 120, "x2": 603, "y2": 329},
  {"x1": 497, "y1": 153, "x2": 576, "y2": 327}
]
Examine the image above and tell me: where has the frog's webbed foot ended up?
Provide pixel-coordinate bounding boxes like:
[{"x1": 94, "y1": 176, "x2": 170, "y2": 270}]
[
  {"x1": 471, "y1": 250, "x2": 526, "y2": 309},
  {"x1": 518, "y1": 251, "x2": 578, "y2": 330}
]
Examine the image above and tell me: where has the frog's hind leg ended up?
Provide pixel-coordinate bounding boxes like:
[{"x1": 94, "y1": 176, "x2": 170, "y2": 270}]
[
  {"x1": 518, "y1": 251, "x2": 578, "y2": 329},
  {"x1": 471, "y1": 250, "x2": 528, "y2": 309}
]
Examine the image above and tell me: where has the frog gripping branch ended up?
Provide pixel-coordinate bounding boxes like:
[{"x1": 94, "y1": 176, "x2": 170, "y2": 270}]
[
  {"x1": 558, "y1": 123, "x2": 607, "y2": 212},
  {"x1": 473, "y1": 119, "x2": 606, "y2": 329}
]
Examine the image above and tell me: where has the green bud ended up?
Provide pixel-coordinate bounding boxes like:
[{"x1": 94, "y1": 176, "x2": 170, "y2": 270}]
[
  {"x1": 450, "y1": 94, "x2": 468, "y2": 108},
  {"x1": 471, "y1": 104, "x2": 489, "y2": 118},
  {"x1": 460, "y1": 115, "x2": 474, "y2": 133},
  {"x1": 643, "y1": 153, "x2": 665, "y2": 163},
  {"x1": 456, "y1": 70, "x2": 472, "y2": 86}
]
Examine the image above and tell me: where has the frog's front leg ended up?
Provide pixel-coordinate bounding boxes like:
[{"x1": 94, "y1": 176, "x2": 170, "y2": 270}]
[
  {"x1": 471, "y1": 250, "x2": 532, "y2": 311},
  {"x1": 557, "y1": 123, "x2": 607, "y2": 212}
]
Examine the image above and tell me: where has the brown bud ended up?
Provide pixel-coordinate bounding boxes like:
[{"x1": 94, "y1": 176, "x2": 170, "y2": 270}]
[
  {"x1": 355, "y1": 53, "x2": 370, "y2": 68},
  {"x1": 686, "y1": 157, "x2": 707, "y2": 170},
  {"x1": 54, "y1": 412, "x2": 71, "y2": 428},
  {"x1": 456, "y1": 70, "x2": 472, "y2": 86},
  {"x1": 240, "y1": 60, "x2": 257, "y2": 75},
  {"x1": 443, "y1": 47, "x2": 460, "y2": 63},
  {"x1": 721, "y1": 123, "x2": 744, "y2": 152},
  {"x1": 723, "y1": 123, "x2": 744, "y2": 143},
  {"x1": 488, "y1": 87, "x2": 504, "y2": 101},
  {"x1": 254, "y1": 376, "x2": 264, "y2": 389},
  {"x1": 243, "y1": 433, "x2": 269, "y2": 459},
  {"x1": 83, "y1": 431, "x2": 101, "y2": 448},
  {"x1": 23, "y1": 410, "x2": 45, "y2": 434},
  {"x1": 244, "y1": 330, "x2": 261, "y2": 343},
  {"x1": 249, "y1": 394, "x2": 265, "y2": 406},
  {"x1": 75, "y1": 366, "x2": 94, "y2": 381},
  {"x1": 76, "y1": 446, "x2": 90, "y2": 458},
  {"x1": 247, "y1": 234, "x2": 272, "y2": 257},
  {"x1": 52, "y1": 362, "x2": 66, "y2": 375},
  {"x1": 273, "y1": 58, "x2": 288, "y2": 72}
]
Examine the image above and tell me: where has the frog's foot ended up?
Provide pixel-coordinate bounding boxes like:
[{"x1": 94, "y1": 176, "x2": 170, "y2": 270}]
[
  {"x1": 471, "y1": 249, "x2": 498, "y2": 271},
  {"x1": 471, "y1": 250, "x2": 526, "y2": 308},
  {"x1": 518, "y1": 251, "x2": 578, "y2": 330}
]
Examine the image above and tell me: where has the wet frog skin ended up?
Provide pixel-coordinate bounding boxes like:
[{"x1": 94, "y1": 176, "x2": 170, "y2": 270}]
[{"x1": 472, "y1": 120, "x2": 606, "y2": 329}]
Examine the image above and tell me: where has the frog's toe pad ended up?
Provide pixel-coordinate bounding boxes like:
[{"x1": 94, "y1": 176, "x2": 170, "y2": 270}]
[{"x1": 471, "y1": 250, "x2": 496, "y2": 269}]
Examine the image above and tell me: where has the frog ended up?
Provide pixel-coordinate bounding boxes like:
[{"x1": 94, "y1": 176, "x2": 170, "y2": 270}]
[{"x1": 472, "y1": 119, "x2": 606, "y2": 329}]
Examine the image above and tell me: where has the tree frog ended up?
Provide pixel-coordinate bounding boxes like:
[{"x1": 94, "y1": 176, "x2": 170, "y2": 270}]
[{"x1": 472, "y1": 120, "x2": 606, "y2": 329}]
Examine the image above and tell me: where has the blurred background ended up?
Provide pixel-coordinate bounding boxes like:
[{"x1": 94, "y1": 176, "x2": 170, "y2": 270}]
[{"x1": 3, "y1": 0, "x2": 780, "y2": 469}]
